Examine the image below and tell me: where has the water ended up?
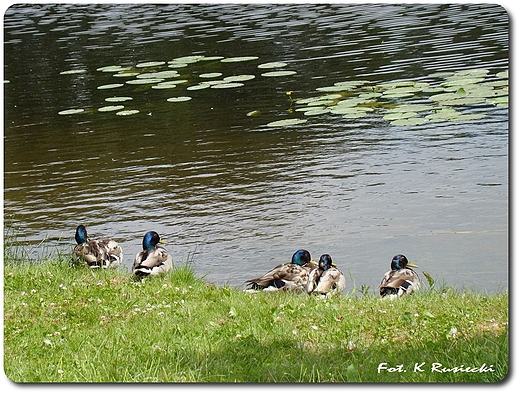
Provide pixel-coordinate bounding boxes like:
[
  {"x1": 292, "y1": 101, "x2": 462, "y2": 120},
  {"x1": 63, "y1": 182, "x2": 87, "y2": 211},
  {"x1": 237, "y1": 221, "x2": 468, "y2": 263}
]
[{"x1": 3, "y1": 3, "x2": 508, "y2": 292}]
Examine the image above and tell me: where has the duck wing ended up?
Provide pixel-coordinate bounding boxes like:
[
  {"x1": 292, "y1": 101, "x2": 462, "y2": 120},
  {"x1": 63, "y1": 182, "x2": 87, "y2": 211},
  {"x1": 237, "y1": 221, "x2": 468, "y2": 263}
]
[
  {"x1": 133, "y1": 246, "x2": 173, "y2": 276},
  {"x1": 313, "y1": 267, "x2": 347, "y2": 295},
  {"x1": 379, "y1": 268, "x2": 420, "y2": 297},
  {"x1": 74, "y1": 238, "x2": 120, "y2": 268},
  {"x1": 246, "y1": 262, "x2": 309, "y2": 290}
]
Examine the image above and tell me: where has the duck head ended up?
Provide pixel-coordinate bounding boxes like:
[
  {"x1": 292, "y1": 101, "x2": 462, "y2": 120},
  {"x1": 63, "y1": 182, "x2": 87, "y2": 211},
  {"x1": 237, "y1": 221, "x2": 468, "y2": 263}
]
[
  {"x1": 318, "y1": 254, "x2": 333, "y2": 270},
  {"x1": 391, "y1": 254, "x2": 418, "y2": 270},
  {"x1": 142, "y1": 231, "x2": 167, "y2": 250},
  {"x1": 291, "y1": 249, "x2": 312, "y2": 266},
  {"x1": 75, "y1": 225, "x2": 88, "y2": 245}
]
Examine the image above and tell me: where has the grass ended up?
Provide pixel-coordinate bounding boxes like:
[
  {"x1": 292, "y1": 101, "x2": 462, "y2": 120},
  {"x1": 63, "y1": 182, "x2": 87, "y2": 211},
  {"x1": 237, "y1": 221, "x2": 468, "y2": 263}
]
[
  {"x1": 3, "y1": 242, "x2": 509, "y2": 383},
  {"x1": 3, "y1": 263, "x2": 508, "y2": 383}
]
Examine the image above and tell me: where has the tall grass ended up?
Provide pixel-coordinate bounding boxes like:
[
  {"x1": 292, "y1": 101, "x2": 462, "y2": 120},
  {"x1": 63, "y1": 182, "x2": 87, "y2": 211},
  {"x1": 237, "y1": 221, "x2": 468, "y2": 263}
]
[{"x1": 3, "y1": 236, "x2": 508, "y2": 383}]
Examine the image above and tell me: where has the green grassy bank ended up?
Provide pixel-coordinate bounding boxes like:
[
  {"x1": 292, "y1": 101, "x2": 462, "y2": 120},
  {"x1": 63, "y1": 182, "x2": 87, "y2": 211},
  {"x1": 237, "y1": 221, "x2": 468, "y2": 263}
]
[{"x1": 3, "y1": 257, "x2": 508, "y2": 383}]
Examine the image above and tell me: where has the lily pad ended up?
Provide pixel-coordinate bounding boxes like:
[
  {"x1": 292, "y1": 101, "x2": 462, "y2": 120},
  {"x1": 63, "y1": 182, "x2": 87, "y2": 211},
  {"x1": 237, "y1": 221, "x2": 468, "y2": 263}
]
[
  {"x1": 113, "y1": 72, "x2": 140, "y2": 78},
  {"x1": 187, "y1": 83, "x2": 211, "y2": 90},
  {"x1": 152, "y1": 82, "x2": 178, "y2": 89},
  {"x1": 390, "y1": 117, "x2": 429, "y2": 126},
  {"x1": 58, "y1": 108, "x2": 85, "y2": 115},
  {"x1": 258, "y1": 62, "x2": 288, "y2": 69},
  {"x1": 261, "y1": 71, "x2": 297, "y2": 77},
  {"x1": 116, "y1": 109, "x2": 140, "y2": 116},
  {"x1": 383, "y1": 111, "x2": 418, "y2": 121},
  {"x1": 171, "y1": 56, "x2": 205, "y2": 63},
  {"x1": 303, "y1": 108, "x2": 331, "y2": 116},
  {"x1": 98, "y1": 105, "x2": 125, "y2": 112},
  {"x1": 199, "y1": 72, "x2": 223, "y2": 78},
  {"x1": 105, "y1": 96, "x2": 133, "y2": 102},
  {"x1": 246, "y1": 110, "x2": 261, "y2": 117},
  {"x1": 136, "y1": 70, "x2": 180, "y2": 79},
  {"x1": 97, "y1": 83, "x2": 124, "y2": 90},
  {"x1": 136, "y1": 61, "x2": 166, "y2": 68},
  {"x1": 210, "y1": 82, "x2": 245, "y2": 89},
  {"x1": 126, "y1": 78, "x2": 164, "y2": 85},
  {"x1": 224, "y1": 75, "x2": 256, "y2": 82},
  {"x1": 167, "y1": 63, "x2": 189, "y2": 69},
  {"x1": 266, "y1": 118, "x2": 307, "y2": 127},
  {"x1": 221, "y1": 56, "x2": 259, "y2": 63},
  {"x1": 97, "y1": 65, "x2": 131, "y2": 73},
  {"x1": 60, "y1": 69, "x2": 87, "y2": 75},
  {"x1": 167, "y1": 96, "x2": 192, "y2": 102}
]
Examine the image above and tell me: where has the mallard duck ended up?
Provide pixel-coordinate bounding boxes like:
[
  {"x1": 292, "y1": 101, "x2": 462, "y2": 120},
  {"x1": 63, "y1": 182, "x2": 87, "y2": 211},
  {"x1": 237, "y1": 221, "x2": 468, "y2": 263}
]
[
  {"x1": 73, "y1": 225, "x2": 123, "y2": 268},
  {"x1": 306, "y1": 254, "x2": 347, "y2": 296},
  {"x1": 245, "y1": 249, "x2": 317, "y2": 292},
  {"x1": 132, "y1": 231, "x2": 173, "y2": 277},
  {"x1": 379, "y1": 254, "x2": 420, "y2": 298}
]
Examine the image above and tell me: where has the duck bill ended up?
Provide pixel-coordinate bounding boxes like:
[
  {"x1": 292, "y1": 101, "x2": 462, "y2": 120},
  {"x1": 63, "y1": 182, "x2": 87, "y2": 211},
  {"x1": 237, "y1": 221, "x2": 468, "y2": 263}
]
[
  {"x1": 407, "y1": 262, "x2": 419, "y2": 268},
  {"x1": 159, "y1": 239, "x2": 168, "y2": 245}
]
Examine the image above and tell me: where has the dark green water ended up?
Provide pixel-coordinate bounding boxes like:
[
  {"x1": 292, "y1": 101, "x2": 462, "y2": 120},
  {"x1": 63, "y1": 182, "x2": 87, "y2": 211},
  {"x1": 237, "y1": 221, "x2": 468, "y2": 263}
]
[{"x1": 3, "y1": 3, "x2": 508, "y2": 292}]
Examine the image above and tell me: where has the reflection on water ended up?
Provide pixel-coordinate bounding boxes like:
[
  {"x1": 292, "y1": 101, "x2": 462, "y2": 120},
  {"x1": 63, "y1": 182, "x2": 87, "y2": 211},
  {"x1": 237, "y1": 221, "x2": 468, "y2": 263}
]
[{"x1": 3, "y1": 3, "x2": 508, "y2": 292}]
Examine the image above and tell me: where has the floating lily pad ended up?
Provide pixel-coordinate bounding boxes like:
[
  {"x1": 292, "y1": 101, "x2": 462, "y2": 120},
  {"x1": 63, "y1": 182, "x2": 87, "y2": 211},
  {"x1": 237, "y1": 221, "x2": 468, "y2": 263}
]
[
  {"x1": 167, "y1": 63, "x2": 189, "y2": 69},
  {"x1": 261, "y1": 71, "x2": 297, "y2": 77},
  {"x1": 116, "y1": 109, "x2": 140, "y2": 116},
  {"x1": 390, "y1": 117, "x2": 429, "y2": 126},
  {"x1": 199, "y1": 72, "x2": 223, "y2": 78},
  {"x1": 303, "y1": 108, "x2": 331, "y2": 116},
  {"x1": 496, "y1": 70, "x2": 508, "y2": 79},
  {"x1": 211, "y1": 82, "x2": 245, "y2": 89},
  {"x1": 126, "y1": 78, "x2": 164, "y2": 85},
  {"x1": 258, "y1": 62, "x2": 288, "y2": 69},
  {"x1": 60, "y1": 69, "x2": 87, "y2": 75},
  {"x1": 221, "y1": 56, "x2": 259, "y2": 63},
  {"x1": 383, "y1": 111, "x2": 418, "y2": 121},
  {"x1": 315, "y1": 85, "x2": 349, "y2": 92},
  {"x1": 97, "y1": 65, "x2": 131, "y2": 73},
  {"x1": 199, "y1": 56, "x2": 225, "y2": 61},
  {"x1": 58, "y1": 108, "x2": 85, "y2": 115},
  {"x1": 105, "y1": 96, "x2": 133, "y2": 102},
  {"x1": 441, "y1": 77, "x2": 486, "y2": 87},
  {"x1": 136, "y1": 61, "x2": 166, "y2": 68},
  {"x1": 136, "y1": 70, "x2": 179, "y2": 79},
  {"x1": 187, "y1": 83, "x2": 211, "y2": 90},
  {"x1": 167, "y1": 96, "x2": 192, "y2": 102},
  {"x1": 97, "y1": 83, "x2": 124, "y2": 90},
  {"x1": 224, "y1": 75, "x2": 256, "y2": 82},
  {"x1": 487, "y1": 96, "x2": 508, "y2": 106},
  {"x1": 171, "y1": 55, "x2": 205, "y2": 63},
  {"x1": 266, "y1": 118, "x2": 308, "y2": 127},
  {"x1": 98, "y1": 105, "x2": 124, "y2": 112},
  {"x1": 152, "y1": 82, "x2": 178, "y2": 89},
  {"x1": 113, "y1": 72, "x2": 140, "y2": 78},
  {"x1": 246, "y1": 110, "x2": 261, "y2": 117},
  {"x1": 342, "y1": 110, "x2": 370, "y2": 119},
  {"x1": 386, "y1": 104, "x2": 434, "y2": 113}
]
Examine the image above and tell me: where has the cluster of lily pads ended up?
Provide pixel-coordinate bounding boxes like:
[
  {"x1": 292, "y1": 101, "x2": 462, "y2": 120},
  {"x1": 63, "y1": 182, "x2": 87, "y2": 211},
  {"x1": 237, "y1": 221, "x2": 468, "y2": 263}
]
[
  {"x1": 58, "y1": 55, "x2": 507, "y2": 128},
  {"x1": 273, "y1": 68, "x2": 508, "y2": 127},
  {"x1": 58, "y1": 55, "x2": 295, "y2": 117}
]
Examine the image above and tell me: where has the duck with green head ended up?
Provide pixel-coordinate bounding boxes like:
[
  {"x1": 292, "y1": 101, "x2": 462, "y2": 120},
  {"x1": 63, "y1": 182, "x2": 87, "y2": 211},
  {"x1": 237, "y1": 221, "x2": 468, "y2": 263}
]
[
  {"x1": 379, "y1": 254, "x2": 420, "y2": 298},
  {"x1": 73, "y1": 225, "x2": 123, "y2": 268},
  {"x1": 307, "y1": 254, "x2": 347, "y2": 296},
  {"x1": 245, "y1": 249, "x2": 317, "y2": 292},
  {"x1": 133, "y1": 231, "x2": 173, "y2": 277}
]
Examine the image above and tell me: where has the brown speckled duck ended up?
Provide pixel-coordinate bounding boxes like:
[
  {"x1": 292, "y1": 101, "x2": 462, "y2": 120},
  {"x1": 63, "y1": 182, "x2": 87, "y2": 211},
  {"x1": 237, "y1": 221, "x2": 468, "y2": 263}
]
[
  {"x1": 245, "y1": 249, "x2": 317, "y2": 292},
  {"x1": 379, "y1": 254, "x2": 420, "y2": 298},
  {"x1": 132, "y1": 231, "x2": 173, "y2": 277},
  {"x1": 73, "y1": 225, "x2": 123, "y2": 268},
  {"x1": 306, "y1": 254, "x2": 347, "y2": 296}
]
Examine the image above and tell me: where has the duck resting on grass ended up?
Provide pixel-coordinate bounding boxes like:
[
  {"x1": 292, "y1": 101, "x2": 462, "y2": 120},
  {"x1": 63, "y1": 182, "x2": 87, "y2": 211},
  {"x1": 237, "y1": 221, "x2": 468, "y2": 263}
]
[
  {"x1": 306, "y1": 254, "x2": 347, "y2": 296},
  {"x1": 379, "y1": 254, "x2": 420, "y2": 299},
  {"x1": 245, "y1": 249, "x2": 317, "y2": 292},
  {"x1": 73, "y1": 225, "x2": 123, "y2": 268},
  {"x1": 132, "y1": 231, "x2": 173, "y2": 277}
]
